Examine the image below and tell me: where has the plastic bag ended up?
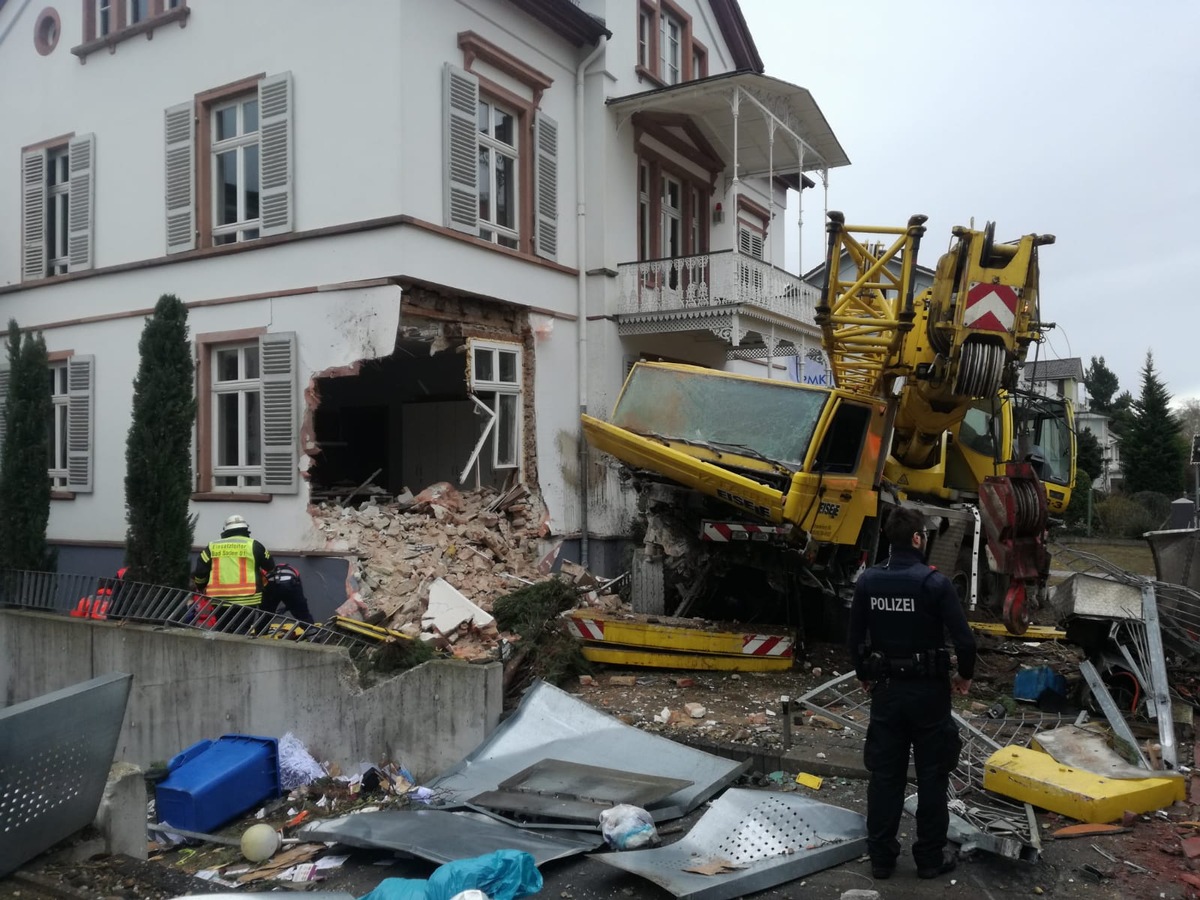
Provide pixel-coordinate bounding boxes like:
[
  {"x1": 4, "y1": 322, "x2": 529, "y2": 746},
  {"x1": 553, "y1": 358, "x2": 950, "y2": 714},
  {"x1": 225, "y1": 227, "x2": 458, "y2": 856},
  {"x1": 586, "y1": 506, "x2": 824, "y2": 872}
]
[{"x1": 599, "y1": 803, "x2": 659, "y2": 850}]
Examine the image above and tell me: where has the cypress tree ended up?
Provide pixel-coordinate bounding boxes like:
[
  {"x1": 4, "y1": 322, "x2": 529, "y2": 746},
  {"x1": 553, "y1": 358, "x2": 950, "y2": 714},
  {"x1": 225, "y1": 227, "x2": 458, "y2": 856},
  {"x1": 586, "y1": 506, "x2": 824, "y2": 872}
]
[
  {"x1": 1120, "y1": 351, "x2": 1184, "y2": 496},
  {"x1": 125, "y1": 295, "x2": 196, "y2": 587},
  {"x1": 0, "y1": 320, "x2": 53, "y2": 571}
]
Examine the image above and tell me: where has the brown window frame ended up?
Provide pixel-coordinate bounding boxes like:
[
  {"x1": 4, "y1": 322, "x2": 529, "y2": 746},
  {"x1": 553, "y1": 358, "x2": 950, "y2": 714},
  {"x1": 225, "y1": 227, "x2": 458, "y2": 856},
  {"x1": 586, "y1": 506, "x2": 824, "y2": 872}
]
[
  {"x1": 635, "y1": 152, "x2": 711, "y2": 263},
  {"x1": 635, "y1": 0, "x2": 698, "y2": 88},
  {"x1": 194, "y1": 326, "x2": 270, "y2": 499},
  {"x1": 74, "y1": 0, "x2": 189, "y2": 62},
  {"x1": 457, "y1": 31, "x2": 553, "y2": 258},
  {"x1": 194, "y1": 74, "x2": 267, "y2": 252}
]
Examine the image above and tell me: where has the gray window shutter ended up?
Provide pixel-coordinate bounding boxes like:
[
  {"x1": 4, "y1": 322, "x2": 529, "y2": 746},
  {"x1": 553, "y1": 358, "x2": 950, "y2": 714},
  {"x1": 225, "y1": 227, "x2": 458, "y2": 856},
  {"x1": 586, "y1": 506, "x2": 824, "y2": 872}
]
[
  {"x1": 67, "y1": 354, "x2": 95, "y2": 493},
  {"x1": 259, "y1": 71, "x2": 294, "y2": 236},
  {"x1": 164, "y1": 102, "x2": 195, "y2": 254},
  {"x1": 259, "y1": 331, "x2": 297, "y2": 494},
  {"x1": 68, "y1": 133, "x2": 96, "y2": 271},
  {"x1": 0, "y1": 362, "x2": 9, "y2": 467},
  {"x1": 444, "y1": 63, "x2": 479, "y2": 235},
  {"x1": 534, "y1": 112, "x2": 559, "y2": 260},
  {"x1": 21, "y1": 149, "x2": 46, "y2": 281}
]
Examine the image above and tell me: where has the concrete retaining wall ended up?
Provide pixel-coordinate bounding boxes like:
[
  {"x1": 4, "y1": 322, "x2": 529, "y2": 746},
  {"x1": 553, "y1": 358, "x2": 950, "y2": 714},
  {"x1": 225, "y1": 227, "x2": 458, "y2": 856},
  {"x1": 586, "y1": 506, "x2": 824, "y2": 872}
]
[{"x1": 0, "y1": 611, "x2": 501, "y2": 781}]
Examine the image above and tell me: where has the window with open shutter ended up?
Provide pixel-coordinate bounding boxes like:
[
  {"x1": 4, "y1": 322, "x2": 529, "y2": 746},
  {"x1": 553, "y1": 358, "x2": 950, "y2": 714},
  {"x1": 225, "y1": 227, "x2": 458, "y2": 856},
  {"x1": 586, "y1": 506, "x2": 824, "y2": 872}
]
[
  {"x1": 67, "y1": 355, "x2": 94, "y2": 493},
  {"x1": 444, "y1": 63, "x2": 480, "y2": 235},
  {"x1": 534, "y1": 112, "x2": 559, "y2": 261},
  {"x1": 21, "y1": 150, "x2": 47, "y2": 281},
  {"x1": 68, "y1": 133, "x2": 95, "y2": 271},
  {"x1": 164, "y1": 102, "x2": 195, "y2": 253},
  {"x1": 259, "y1": 71, "x2": 294, "y2": 236},
  {"x1": 259, "y1": 331, "x2": 297, "y2": 494}
]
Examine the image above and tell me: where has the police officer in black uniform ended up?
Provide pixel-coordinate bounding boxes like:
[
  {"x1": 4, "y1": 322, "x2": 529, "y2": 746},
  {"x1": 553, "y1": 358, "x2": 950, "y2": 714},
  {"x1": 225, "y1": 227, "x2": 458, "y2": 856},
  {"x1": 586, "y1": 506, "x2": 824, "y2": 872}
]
[{"x1": 847, "y1": 506, "x2": 976, "y2": 880}]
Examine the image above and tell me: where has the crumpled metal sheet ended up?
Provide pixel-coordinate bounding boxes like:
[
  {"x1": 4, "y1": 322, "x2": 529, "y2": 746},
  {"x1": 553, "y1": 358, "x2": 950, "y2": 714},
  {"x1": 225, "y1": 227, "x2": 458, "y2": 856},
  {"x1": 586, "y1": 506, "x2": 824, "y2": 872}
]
[
  {"x1": 427, "y1": 680, "x2": 748, "y2": 821},
  {"x1": 0, "y1": 673, "x2": 133, "y2": 878},
  {"x1": 592, "y1": 789, "x2": 866, "y2": 900},
  {"x1": 298, "y1": 809, "x2": 603, "y2": 866}
]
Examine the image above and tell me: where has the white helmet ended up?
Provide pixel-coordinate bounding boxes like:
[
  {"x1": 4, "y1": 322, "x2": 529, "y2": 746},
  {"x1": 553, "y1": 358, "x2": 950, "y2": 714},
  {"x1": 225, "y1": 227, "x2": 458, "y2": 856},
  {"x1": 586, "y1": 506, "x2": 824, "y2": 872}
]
[{"x1": 223, "y1": 514, "x2": 250, "y2": 534}]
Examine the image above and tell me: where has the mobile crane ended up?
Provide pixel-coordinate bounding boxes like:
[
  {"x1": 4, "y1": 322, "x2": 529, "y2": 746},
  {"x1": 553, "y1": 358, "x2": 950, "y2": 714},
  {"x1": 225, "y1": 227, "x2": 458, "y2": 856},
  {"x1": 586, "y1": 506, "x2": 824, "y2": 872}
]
[{"x1": 582, "y1": 213, "x2": 1075, "y2": 635}]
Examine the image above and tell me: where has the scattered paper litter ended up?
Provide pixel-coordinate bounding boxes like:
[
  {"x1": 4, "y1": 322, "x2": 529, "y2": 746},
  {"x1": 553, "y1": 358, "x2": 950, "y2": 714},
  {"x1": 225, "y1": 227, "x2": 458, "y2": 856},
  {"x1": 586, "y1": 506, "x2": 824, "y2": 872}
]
[{"x1": 278, "y1": 732, "x2": 328, "y2": 790}]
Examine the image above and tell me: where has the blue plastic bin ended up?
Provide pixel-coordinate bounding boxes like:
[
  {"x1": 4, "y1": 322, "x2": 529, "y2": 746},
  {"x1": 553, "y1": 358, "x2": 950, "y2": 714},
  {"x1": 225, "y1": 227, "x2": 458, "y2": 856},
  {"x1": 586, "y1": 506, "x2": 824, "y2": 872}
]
[
  {"x1": 155, "y1": 734, "x2": 281, "y2": 832},
  {"x1": 1012, "y1": 666, "x2": 1067, "y2": 703}
]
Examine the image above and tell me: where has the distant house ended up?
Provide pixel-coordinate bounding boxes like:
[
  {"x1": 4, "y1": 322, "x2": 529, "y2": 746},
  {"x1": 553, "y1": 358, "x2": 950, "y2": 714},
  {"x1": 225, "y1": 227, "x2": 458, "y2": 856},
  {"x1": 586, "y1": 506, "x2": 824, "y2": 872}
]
[
  {"x1": 1021, "y1": 358, "x2": 1084, "y2": 406},
  {"x1": 1022, "y1": 358, "x2": 1123, "y2": 492}
]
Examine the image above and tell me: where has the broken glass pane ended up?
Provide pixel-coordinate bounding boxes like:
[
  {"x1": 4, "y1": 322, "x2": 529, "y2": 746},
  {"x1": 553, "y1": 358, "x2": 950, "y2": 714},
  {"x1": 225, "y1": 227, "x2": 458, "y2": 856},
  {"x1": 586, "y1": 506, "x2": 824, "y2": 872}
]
[{"x1": 611, "y1": 365, "x2": 827, "y2": 467}]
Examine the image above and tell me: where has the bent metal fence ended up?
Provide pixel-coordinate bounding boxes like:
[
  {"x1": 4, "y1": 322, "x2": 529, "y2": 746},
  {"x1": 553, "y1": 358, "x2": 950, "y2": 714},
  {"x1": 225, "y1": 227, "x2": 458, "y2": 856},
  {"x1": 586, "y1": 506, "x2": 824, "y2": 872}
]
[{"x1": 0, "y1": 568, "x2": 370, "y2": 652}]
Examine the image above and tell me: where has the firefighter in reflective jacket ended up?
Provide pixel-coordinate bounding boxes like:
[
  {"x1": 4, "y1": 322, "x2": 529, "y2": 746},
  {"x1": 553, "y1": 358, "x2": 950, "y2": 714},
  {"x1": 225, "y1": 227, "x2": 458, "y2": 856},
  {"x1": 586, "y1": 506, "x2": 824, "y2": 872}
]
[
  {"x1": 193, "y1": 515, "x2": 272, "y2": 607},
  {"x1": 847, "y1": 506, "x2": 977, "y2": 881}
]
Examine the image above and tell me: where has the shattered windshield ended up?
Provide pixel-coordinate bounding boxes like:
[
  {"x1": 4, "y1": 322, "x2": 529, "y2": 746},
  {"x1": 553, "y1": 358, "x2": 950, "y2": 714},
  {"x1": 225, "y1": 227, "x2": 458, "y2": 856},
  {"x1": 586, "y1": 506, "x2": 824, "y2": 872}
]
[{"x1": 611, "y1": 365, "x2": 828, "y2": 467}]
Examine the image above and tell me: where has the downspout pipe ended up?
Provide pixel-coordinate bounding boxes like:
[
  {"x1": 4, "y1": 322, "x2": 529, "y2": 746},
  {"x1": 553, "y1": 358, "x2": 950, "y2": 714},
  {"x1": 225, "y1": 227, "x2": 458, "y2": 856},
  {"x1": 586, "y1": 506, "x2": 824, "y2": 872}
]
[{"x1": 576, "y1": 35, "x2": 607, "y2": 570}]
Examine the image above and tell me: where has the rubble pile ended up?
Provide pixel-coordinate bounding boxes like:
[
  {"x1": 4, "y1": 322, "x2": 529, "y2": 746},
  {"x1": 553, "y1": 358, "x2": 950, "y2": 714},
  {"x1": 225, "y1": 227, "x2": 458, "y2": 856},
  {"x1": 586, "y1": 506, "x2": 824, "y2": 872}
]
[{"x1": 312, "y1": 480, "x2": 625, "y2": 659}]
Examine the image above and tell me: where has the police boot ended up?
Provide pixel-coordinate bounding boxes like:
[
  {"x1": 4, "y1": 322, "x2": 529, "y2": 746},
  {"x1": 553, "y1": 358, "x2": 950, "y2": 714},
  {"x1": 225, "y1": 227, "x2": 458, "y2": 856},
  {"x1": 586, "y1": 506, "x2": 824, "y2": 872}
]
[{"x1": 917, "y1": 849, "x2": 957, "y2": 879}]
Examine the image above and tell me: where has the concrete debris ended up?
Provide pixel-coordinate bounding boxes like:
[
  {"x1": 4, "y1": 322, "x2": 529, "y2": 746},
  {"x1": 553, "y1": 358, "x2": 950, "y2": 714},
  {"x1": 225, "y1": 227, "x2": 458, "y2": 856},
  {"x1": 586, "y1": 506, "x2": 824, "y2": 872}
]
[
  {"x1": 422, "y1": 578, "x2": 495, "y2": 636},
  {"x1": 312, "y1": 482, "x2": 626, "y2": 660}
]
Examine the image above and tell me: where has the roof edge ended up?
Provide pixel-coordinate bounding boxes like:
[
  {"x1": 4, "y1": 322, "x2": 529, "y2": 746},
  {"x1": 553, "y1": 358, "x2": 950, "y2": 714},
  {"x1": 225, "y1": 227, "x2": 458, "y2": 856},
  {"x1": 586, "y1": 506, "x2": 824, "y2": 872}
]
[
  {"x1": 503, "y1": 0, "x2": 611, "y2": 46},
  {"x1": 710, "y1": 0, "x2": 764, "y2": 74}
]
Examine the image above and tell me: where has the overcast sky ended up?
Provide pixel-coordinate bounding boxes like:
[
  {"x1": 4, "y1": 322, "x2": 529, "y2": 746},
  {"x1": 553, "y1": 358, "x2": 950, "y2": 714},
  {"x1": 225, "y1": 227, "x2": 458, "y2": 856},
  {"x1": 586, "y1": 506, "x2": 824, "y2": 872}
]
[{"x1": 739, "y1": 0, "x2": 1200, "y2": 406}]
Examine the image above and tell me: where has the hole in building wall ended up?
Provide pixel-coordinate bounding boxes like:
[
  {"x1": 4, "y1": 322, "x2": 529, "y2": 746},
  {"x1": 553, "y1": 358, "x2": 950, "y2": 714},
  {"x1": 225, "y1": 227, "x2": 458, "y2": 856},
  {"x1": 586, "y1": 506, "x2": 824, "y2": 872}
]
[{"x1": 308, "y1": 320, "x2": 517, "y2": 501}]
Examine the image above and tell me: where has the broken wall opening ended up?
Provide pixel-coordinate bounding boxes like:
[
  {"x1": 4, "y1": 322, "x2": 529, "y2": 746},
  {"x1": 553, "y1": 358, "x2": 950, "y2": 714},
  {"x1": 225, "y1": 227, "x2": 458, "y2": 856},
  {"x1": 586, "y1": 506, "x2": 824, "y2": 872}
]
[{"x1": 306, "y1": 290, "x2": 537, "y2": 503}]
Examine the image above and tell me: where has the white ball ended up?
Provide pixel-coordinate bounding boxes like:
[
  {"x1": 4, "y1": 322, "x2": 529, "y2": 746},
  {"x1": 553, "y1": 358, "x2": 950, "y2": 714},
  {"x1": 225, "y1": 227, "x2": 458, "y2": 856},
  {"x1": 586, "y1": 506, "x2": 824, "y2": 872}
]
[{"x1": 241, "y1": 823, "x2": 280, "y2": 862}]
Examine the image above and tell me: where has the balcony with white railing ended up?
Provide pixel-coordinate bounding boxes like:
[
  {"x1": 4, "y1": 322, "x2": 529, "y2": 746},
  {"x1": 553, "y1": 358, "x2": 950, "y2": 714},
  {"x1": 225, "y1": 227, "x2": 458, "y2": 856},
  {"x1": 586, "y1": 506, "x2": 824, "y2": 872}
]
[{"x1": 618, "y1": 251, "x2": 820, "y2": 327}]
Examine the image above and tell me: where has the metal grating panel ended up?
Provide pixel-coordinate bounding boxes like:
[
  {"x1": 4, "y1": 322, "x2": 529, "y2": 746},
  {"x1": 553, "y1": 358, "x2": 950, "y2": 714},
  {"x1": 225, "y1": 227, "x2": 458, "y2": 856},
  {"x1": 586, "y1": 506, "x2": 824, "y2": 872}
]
[
  {"x1": 593, "y1": 789, "x2": 865, "y2": 900},
  {"x1": 0, "y1": 673, "x2": 132, "y2": 877}
]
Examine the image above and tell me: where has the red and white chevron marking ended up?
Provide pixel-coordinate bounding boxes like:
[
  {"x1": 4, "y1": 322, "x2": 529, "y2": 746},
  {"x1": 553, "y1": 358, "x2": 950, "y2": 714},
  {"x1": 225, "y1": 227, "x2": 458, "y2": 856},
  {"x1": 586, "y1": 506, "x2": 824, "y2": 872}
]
[
  {"x1": 566, "y1": 616, "x2": 605, "y2": 641},
  {"x1": 964, "y1": 282, "x2": 1018, "y2": 332},
  {"x1": 742, "y1": 634, "x2": 793, "y2": 656},
  {"x1": 701, "y1": 521, "x2": 791, "y2": 542}
]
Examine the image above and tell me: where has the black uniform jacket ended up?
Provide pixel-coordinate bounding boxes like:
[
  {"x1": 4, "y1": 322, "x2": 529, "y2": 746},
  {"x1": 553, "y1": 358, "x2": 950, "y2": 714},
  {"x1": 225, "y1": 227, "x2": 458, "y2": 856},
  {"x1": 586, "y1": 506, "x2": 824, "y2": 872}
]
[{"x1": 847, "y1": 547, "x2": 976, "y2": 680}]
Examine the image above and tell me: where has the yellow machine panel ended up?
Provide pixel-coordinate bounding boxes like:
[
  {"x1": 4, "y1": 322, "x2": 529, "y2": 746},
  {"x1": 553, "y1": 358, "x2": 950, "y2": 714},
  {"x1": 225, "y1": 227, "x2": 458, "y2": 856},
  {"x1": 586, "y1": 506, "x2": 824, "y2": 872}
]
[{"x1": 982, "y1": 746, "x2": 1185, "y2": 823}]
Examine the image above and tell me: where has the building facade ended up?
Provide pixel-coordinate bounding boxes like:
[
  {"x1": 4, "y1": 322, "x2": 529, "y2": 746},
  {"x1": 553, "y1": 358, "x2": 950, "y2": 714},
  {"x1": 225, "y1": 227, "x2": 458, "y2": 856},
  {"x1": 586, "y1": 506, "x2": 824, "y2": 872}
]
[{"x1": 0, "y1": 0, "x2": 846, "y2": 579}]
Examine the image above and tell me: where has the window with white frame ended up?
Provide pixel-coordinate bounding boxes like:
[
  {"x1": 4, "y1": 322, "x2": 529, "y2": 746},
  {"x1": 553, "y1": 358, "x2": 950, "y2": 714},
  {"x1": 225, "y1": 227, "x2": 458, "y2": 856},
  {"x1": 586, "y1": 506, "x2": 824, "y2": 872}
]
[
  {"x1": 2, "y1": 354, "x2": 94, "y2": 493},
  {"x1": 96, "y1": 0, "x2": 112, "y2": 35},
  {"x1": 638, "y1": 161, "x2": 651, "y2": 261},
  {"x1": 660, "y1": 11, "x2": 682, "y2": 84},
  {"x1": 48, "y1": 363, "x2": 69, "y2": 488},
  {"x1": 211, "y1": 95, "x2": 261, "y2": 245},
  {"x1": 127, "y1": 0, "x2": 148, "y2": 24},
  {"x1": 477, "y1": 98, "x2": 519, "y2": 250},
  {"x1": 211, "y1": 343, "x2": 262, "y2": 488},
  {"x1": 470, "y1": 341, "x2": 522, "y2": 470},
  {"x1": 46, "y1": 146, "x2": 70, "y2": 276},
  {"x1": 661, "y1": 174, "x2": 682, "y2": 259},
  {"x1": 638, "y1": 7, "x2": 652, "y2": 69}
]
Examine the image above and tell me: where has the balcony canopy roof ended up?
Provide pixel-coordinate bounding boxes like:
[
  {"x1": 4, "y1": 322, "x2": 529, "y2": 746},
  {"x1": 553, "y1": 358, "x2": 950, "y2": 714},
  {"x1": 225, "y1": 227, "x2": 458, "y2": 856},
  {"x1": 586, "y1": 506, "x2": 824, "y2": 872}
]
[{"x1": 608, "y1": 71, "x2": 850, "y2": 182}]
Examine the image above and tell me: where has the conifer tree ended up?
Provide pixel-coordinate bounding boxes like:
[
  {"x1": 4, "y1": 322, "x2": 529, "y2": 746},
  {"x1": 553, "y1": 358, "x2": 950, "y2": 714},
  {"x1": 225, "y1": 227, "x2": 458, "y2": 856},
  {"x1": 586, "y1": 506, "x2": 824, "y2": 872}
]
[
  {"x1": 1120, "y1": 351, "x2": 1184, "y2": 495},
  {"x1": 125, "y1": 296, "x2": 196, "y2": 587},
  {"x1": 0, "y1": 320, "x2": 53, "y2": 571}
]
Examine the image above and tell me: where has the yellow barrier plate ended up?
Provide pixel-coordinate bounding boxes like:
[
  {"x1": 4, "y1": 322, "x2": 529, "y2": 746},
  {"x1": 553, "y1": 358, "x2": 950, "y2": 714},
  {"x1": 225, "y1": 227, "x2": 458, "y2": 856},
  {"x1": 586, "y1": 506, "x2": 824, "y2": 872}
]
[
  {"x1": 581, "y1": 643, "x2": 793, "y2": 673},
  {"x1": 970, "y1": 622, "x2": 1067, "y2": 641},
  {"x1": 983, "y1": 745, "x2": 1185, "y2": 823},
  {"x1": 565, "y1": 610, "x2": 794, "y2": 659}
]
